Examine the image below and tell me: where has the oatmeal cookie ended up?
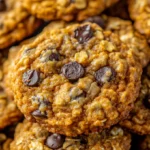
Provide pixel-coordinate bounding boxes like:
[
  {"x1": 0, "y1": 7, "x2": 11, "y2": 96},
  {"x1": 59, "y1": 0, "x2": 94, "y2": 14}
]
[
  {"x1": 0, "y1": 85, "x2": 23, "y2": 130},
  {"x1": 11, "y1": 23, "x2": 142, "y2": 136},
  {"x1": 120, "y1": 64, "x2": 150, "y2": 135},
  {"x1": 10, "y1": 120, "x2": 131, "y2": 150},
  {"x1": 23, "y1": 0, "x2": 119, "y2": 21},
  {"x1": 0, "y1": 7, "x2": 42, "y2": 50},
  {"x1": 128, "y1": 0, "x2": 150, "y2": 43}
]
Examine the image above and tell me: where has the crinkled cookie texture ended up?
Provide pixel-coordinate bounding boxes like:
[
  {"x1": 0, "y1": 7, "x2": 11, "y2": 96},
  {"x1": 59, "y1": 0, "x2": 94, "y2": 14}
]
[
  {"x1": 23, "y1": 0, "x2": 119, "y2": 21},
  {"x1": 120, "y1": 64, "x2": 150, "y2": 135},
  {"x1": 128, "y1": 0, "x2": 150, "y2": 43},
  {"x1": 0, "y1": 7, "x2": 42, "y2": 50},
  {"x1": 0, "y1": 86, "x2": 23, "y2": 130},
  {"x1": 10, "y1": 120, "x2": 131, "y2": 150},
  {"x1": 11, "y1": 23, "x2": 142, "y2": 136},
  {"x1": 104, "y1": 16, "x2": 150, "y2": 68}
]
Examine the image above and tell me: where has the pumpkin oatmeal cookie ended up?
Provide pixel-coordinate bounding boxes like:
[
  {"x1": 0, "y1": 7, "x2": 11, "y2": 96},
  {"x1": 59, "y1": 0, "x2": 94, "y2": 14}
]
[
  {"x1": 128, "y1": 0, "x2": 150, "y2": 43},
  {"x1": 23, "y1": 0, "x2": 119, "y2": 21},
  {"x1": 10, "y1": 120, "x2": 131, "y2": 150},
  {"x1": 0, "y1": 6, "x2": 42, "y2": 50},
  {"x1": 10, "y1": 23, "x2": 142, "y2": 136},
  {"x1": 120, "y1": 64, "x2": 150, "y2": 135}
]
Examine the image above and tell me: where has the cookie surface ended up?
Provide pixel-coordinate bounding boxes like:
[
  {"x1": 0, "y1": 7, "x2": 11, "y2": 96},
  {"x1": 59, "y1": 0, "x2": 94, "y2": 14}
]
[
  {"x1": 0, "y1": 7, "x2": 42, "y2": 50},
  {"x1": 128, "y1": 0, "x2": 150, "y2": 43},
  {"x1": 23, "y1": 0, "x2": 119, "y2": 21},
  {"x1": 0, "y1": 86, "x2": 23, "y2": 130},
  {"x1": 11, "y1": 23, "x2": 142, "y2": 136},
  {"x1": 120, "y1": 64, "x2": 150, "y2": 135},
  {"x1": 10, "y1": 120, "x2": 131, "y2": 150},
  {"x1": 104, "y1": 16, "x2": 150, "y2": 68}
]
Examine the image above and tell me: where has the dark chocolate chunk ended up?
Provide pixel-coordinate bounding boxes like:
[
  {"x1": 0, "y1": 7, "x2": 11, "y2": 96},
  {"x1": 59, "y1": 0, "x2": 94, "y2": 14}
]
[
  {"x1": 22, "y1": 70, "x2": 40, "y2": 86},
  {"x1": 61, "y1": 62, "x2": 85, "y2": 81},
  {"x1": 84, "y1": 16, "x2": 105, "y2": 28},
  {"x1": 74, "y1": 25, "x2": 93, "y2": 44},
  {"x1": 143, "y1": 94, "x2": 150, "y2": 109},
  {"x1": 95, "y1": 66, "x2": 116, "y2": 85},
  {"x1": 49, "y1": 53, "x2": 60, "y2": 61},
  {"x1": 32, "y1": 110, "x2": 47, "y2": 118},
  {"x1": 0, "y1": 0, "x2": 6, "y2": 11},
  {"x1": 45, "y1": 134, "x2": 65, "y2": 149}
]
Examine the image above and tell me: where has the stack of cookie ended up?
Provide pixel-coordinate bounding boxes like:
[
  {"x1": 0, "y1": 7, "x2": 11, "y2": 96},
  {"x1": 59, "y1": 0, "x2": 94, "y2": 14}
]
[{"x1": 0, "y1": 0, "x2": 150, "y2": 149}]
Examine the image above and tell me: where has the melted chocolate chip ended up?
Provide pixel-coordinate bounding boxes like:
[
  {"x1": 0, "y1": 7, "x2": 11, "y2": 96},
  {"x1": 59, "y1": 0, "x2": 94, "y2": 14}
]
[
  {"x1": 84, "y1": 16, "x2": 105, "y2": 28},
  {"x1": 0, "y1": 0, "x2": 6, "y2": 11},
  {"x1": 61, "y1": 62, "x2": 85, "y2": 81},
  {"x1": 22, "y1": 70, "x2": 40, "y2": 86},
  {"x1": 70, "y1": 0, "x2": 75, "y2": 3},
  {"x1": 74, "y1": 25, "x2": 93, "y2": 44},
  {"x1": 143, "y1": 94, "x2": 150, "y2": 109},
  {"x1": 95, "y1": 66, "x2": 116, "y2": 85},
  {"x1": 45, "y1": 134, "x2": 65, "y2": 149},
  {"x1": 49, "y1": 53, "x2": 60, "y2": 61},
  {"x1": 32, "y1": 110, "x2": 47, "y2": 118}
]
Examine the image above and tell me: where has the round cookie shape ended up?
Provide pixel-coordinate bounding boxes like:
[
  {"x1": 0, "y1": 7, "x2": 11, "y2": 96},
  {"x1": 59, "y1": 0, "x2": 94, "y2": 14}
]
[
  {"x1": 10, "y1": 120, "x2": 131, "y2": 150},
  {"x1": 22, "y1": 0, "x2": 119, "y2": 21},
  {"x1": 11, "y1": 23, "x2": 142, "y2": 136},
  {"x1": 120, "y1": 64, "x2": 150, "y2": 135},
  {"x1": 128, "y1": 0, "x2": 150, "y2": 43}
]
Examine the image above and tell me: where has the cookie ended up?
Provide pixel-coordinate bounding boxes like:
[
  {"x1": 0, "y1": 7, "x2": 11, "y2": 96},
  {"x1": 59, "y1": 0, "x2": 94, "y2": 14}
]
[
  {"x1": 23, "y1": 0, "x2": 119, "y2": 21},
  {"x1": 0, "y1": 84, "x2": 23, "y2": 130},
  {"x1": 128, "y1": 0, "x2": 150, "y2": 43},
  {"x1": 10, "y1": 22, "x2": 142, "y2": 136},
  {"x1": 120, "y1": 64, "x2": 150, "y2": 135},
  {"x1": 0, "y1": 7, "x2": 42, "y2": 50},
  {"x1": 104, "y1": 16, "x2": 150, "y2": 68},
  {"x1": 10, "y1": 119, "x2": 131, "y2": 150}
]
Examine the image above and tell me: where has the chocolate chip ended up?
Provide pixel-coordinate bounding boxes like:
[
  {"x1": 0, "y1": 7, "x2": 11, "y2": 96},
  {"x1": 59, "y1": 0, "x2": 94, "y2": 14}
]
[
  {"x1": 0, "y1": 0, "x2": 6, "y2": 11},
  {"x1": 95, "y1": 66, "x2": 116, "y2": 85},
  {"x1": 45, "y1": 134, "x2": 65, "y2": 149},
  {"x1": 22, "y1": 70, "x2": 40, "y2": 86},
  {"x1": 40, "y1": 51, "x2": 60, "y2": 62},
  {"x1": 70, "y1": 0, "x2": 75, "y2": 3},
  {"x1": 74, "y1": 25, "x2": 93, "y2": 44},
  {"x1": 84, "y1": 16, "x2": 105, "y2": 29},
  {"x1": 80, "y1": 135, "x2": 88, "y2": 145},
  {"x1": 49, "y1": 53, "x2": 60, "y2": 61},
  {"x1": 61, "y1": 62, "x2": 85, "y2": 81},
  {"x1": 32, "y1": 110, "x2": 47, "y2": 118},
  {"x1": 143, "y1": 94, "x2": 150, "y2": 109}
]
